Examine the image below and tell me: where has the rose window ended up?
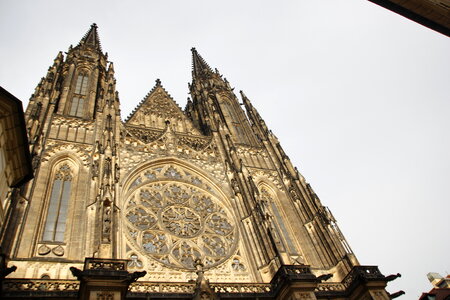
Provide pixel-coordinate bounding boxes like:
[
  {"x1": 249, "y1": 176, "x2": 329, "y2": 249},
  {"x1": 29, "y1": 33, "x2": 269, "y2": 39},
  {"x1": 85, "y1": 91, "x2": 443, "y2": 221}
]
[
  {"x1": 161, "y1": 206, "x2": 201, "y2": 237},
  {"x1": 124, "y1": 166, "x2": 237, "y2": 270}
]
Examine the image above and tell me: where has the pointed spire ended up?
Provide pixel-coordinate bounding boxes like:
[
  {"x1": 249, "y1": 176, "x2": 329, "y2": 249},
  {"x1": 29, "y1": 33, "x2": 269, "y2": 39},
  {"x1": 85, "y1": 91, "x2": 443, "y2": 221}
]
[
  {"x1": 79, "y1": 23, "x2": 102, "y2": 52},
  {"x1": 240, "y1": 90, "x2": 256, "y2": 114},
  {"x1": 107, "y1": 62, "x2": 115, "y2": 74},
  {"x1": 55, "y1": 51, "x2": 64, "y2": 61},
  {"x1": 240, "y1": 90, "x2": 251, "y2": 106},
  {"x1": 191, "y1": 47, "x2": 213, "y2": 78},
  {"x1": 240, "y1": 90, "x2": 269, "y2": 137}
]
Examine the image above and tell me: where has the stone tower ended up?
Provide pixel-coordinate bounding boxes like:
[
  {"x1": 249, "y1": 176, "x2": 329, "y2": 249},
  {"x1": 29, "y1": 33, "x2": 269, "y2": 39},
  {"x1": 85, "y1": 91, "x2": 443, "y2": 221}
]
[{"x1": 0, "y1": 24, "x2": 399, "y2": 299}]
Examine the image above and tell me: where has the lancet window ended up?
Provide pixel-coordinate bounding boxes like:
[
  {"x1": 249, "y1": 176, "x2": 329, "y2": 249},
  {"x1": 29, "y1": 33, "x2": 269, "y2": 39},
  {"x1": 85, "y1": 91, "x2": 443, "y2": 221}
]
[
  {"x1": 69, "y1": 73, "x2": 89, "y2": 117},
  {"x1": 42, "y1": 164, "x2": 72, "y2": 242},
  {"x1": 221, "y1": 100, "x2": 250, "y2": 144},
  {"x1": 260, "y1": 186, "x2": 297, "y2": 254}
]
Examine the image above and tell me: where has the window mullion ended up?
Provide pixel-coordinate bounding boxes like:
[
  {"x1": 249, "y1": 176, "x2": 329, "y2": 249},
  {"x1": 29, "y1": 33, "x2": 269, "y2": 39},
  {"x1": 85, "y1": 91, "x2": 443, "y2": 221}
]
[{"x1": 52, "y1": 178, "x2": 65, "y2": 241}]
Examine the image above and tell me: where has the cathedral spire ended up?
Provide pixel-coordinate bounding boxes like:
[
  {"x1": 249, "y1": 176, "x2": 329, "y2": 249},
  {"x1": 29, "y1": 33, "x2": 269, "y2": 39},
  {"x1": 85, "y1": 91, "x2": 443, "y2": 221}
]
[
  {"x1": 78, "y1": 23, "x2": 102, "y2": 52},
  {"x1": 191, "y1": 47, "x2": 213, "y2": 79}
]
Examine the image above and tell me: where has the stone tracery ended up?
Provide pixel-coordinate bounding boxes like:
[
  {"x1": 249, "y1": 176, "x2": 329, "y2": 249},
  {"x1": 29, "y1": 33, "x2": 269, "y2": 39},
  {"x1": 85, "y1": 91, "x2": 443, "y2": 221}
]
[{"x1": 124, "y1": 164, "x2": 236, "y2": 270}]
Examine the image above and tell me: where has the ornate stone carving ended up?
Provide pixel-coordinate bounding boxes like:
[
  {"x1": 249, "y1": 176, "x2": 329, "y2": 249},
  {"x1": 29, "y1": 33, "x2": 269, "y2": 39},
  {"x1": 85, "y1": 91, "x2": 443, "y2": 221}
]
[
  {"x1": 52, "y1": 245, "x2": 64, "y2": 256},
  {"x1": 42, "y1": 141, "x2": 93, "y2": 167},
  {"x1": 51, "y1": 115, "x2": 95, "y2": 129},
  {"x1": 161, "y1": 207, "x2": 202, "y2": 237},
  {"x1": 124, "y1": 165, "x2": 237, "y2": 271},
  {"x1": 142, "y1": 89, "x2": 184, "y2": 122},
  {"x1": 38, "y1": 244, "x2": 51, "y2": 255},
  {"x1": 231, "y1": 258, "x2": 246, "y2": 271},
  {"x1": 86, "y1": 258, "x2": 127, "y2": 271},
  {"x1": 2, "y1": 279, "x2": 80, "y2": 292},
  {"x1": 248, "y1": 168, "x2": 283, "y2": 189},
  {"x1": 102, "y1": 204, "x2": 112, "y2": 242},
  {"x1": 128, "y1": 254, "x2": 143, "y2": 269},
  {"x1": 126, "y1": 127, "x2": 163, "y2": 144}
]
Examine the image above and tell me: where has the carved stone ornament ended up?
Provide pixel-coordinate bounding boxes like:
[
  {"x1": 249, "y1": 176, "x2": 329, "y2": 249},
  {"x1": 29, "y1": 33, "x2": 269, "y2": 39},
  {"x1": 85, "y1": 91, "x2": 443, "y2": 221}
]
[
  {"x1": 38, "y1": 244, "x2": 51, "y2": 255},
  {"x1": 41, "y1": 141, "x2": 93, "y2": 167},
  {"x1": 52, "y1": 245, "x2": 65, "y2": 256},
  {"x1": 124, "y1": 164, "x2": 237, "y2": 271}
]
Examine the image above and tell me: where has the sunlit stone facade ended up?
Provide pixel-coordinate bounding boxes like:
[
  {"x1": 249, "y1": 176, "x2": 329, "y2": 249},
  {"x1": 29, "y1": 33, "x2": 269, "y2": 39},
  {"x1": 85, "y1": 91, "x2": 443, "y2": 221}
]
[{"x1": 0, "y1": 24, "x2": 397, "y2": 299}]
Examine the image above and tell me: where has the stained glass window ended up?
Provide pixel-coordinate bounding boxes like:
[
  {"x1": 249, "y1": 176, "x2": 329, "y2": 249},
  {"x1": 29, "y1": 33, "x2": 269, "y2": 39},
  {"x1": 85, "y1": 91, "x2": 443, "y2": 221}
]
[
  {"x1": 43, "y1": 164, "x2": 72, "y2": 242},
  {"x1": 124, "y1": 164, "x2": 237, "y2": 270},
  {"x1": 69, "y1": 73, "x2": 88, "y2": 117}
]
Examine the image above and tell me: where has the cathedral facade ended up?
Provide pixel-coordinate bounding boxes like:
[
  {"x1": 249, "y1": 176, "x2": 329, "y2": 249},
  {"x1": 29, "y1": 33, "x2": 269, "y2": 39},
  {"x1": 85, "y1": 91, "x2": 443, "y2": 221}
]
[{"x1": 0, "y1": 24, "x2": 398, "y2": 299}]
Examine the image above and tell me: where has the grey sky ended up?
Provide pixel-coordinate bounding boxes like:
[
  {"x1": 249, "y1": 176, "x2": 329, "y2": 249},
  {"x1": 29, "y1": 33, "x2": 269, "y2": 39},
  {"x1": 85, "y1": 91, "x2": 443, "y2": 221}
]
[{"x1": 1, "y1": 0, "x2": 449, "y2": 297}]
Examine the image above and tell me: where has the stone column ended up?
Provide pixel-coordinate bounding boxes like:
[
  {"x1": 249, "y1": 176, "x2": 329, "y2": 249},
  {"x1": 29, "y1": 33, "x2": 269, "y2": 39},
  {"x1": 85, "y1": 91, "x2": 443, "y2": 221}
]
[
  {"x1": 70, "y1": 258, "x2": 145, "y2": 300},
  {"x1": 271, "y1": 265, "x2": 318, "y2": 300}
]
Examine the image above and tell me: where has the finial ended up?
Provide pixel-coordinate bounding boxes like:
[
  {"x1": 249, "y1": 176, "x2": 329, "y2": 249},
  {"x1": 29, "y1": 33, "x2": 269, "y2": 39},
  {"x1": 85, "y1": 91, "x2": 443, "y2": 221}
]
[
  {"x1": 240, "y1": 90, "x2": 250, "y2": 101},
  {"x1": 191, "y1": 47, "x2": 197, "y2": 52},
  {"x1": 155, "y1": 78, "x2": 161, "y2": 86},
  {"x1": 92, "y1": 23, "x2": 97, "y2": 28}
]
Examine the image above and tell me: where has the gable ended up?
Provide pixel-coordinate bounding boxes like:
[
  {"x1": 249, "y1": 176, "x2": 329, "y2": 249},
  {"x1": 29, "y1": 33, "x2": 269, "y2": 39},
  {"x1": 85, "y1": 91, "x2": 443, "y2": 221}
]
[{"x1": 125, "y1": 83, "x2": 201, "y2": 135}]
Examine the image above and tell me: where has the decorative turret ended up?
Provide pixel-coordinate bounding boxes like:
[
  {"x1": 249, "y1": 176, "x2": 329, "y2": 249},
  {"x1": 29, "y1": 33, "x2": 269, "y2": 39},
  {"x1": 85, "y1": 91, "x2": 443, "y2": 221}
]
[{"x1": 240, "y1": 90, "x2": 269, "y2": 141}]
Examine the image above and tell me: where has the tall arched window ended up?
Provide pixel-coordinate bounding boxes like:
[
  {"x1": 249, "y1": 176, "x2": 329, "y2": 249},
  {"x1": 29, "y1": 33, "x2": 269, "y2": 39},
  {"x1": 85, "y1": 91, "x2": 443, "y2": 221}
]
[
  {"x1": 260, "y1": 186, "x2": 296, "y2": 254},
  {"x1": 222, "y1": 101, "x2": 240, "y2": 123},
  {"x1": 69, "y1": 73, "x2": 89, "y2": 117},
  {"x1": 43, "y1": 164, "x2": 72, "y2": 242}
]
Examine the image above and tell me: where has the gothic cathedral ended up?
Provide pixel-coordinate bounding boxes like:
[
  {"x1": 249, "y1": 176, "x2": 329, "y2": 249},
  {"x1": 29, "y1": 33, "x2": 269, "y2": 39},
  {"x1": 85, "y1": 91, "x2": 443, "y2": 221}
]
[{"x1": 0, "y1": 24, "x2": 399, "y2": 299}]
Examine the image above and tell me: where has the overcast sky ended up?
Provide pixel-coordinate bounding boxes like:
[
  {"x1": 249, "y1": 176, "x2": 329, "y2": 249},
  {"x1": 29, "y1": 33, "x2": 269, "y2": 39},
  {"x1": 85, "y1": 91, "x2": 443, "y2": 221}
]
[{"x1": 1, "y1": 0, "x2": 449, "y2": 297}]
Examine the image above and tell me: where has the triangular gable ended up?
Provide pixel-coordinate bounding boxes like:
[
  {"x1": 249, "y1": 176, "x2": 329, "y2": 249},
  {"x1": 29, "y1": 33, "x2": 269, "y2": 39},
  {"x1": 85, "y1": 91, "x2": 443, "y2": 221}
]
[{"x1": 125, "y1": 80, "x2": 201, "y2": 135}]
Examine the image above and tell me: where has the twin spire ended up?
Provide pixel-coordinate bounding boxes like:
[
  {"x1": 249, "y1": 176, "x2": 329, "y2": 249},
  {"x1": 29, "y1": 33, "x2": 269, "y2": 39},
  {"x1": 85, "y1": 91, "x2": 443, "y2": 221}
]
[
  {"x1": 78, "y1": 23, "x2": 102, "y2": 52},
  {"x1": 191, "y1": 47, "x2": 214, "y2": 79},
  {"x1": 77, "y1": 24, "x2": 215, "y2": 80}
]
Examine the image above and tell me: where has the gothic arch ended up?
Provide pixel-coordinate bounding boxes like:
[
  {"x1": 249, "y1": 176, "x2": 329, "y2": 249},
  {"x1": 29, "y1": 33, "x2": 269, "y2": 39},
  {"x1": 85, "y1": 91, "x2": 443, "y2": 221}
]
[
  {"x1": 121, "y1": 157, "x2": 232, "y2": 208},
  {"x1": 119, "y1": 158, "x2": 239, "y2": 272},
  {"x1": 36, "y1": 159, "x2": 76, "y2": 244},
  {"x1": 65, "y1": 66, "x2": 92, "y2": 118},
  {"x1": 44, "y1": 152, "x2": 85, "y2": 170},
  {"x1": 42, "y1": 144, "x2": 92, "y2": 168},
  {"x1": 256, "y1": 181, "x2": 300, "y2": 258},
  {"x1": 33, "y1": 155, "x2": 87, "y2": 259}
]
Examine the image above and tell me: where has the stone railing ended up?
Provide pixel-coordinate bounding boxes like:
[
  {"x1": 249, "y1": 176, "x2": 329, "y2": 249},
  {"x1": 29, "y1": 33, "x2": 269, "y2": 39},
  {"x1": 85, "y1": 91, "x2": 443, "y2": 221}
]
[
  {"x1": 342, "y1": 265, "x2": 384, "y2": 289},
  {"x1": 2, "y1": 279, "x2": 79, "y2": 295},
  {"x1": 2, "y1": 266, "x2": 387, "y2": 298},
  {"x1": 315, "y1": 282, "x2": 346, "y2": 292},
  {"x1": 84, "y1": 257, "x2": 128, "y2": 271},
  {"x1": 211, "y1": 283, "x2": 272, "y2": 294},
  {"x1": 130, "y1": 281, "x2": 273, "y2": 295},
  {"x1": 129, "y1": 281, "x2": 195, "y2": 294}
]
